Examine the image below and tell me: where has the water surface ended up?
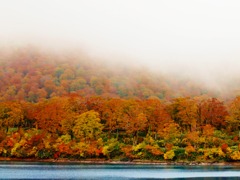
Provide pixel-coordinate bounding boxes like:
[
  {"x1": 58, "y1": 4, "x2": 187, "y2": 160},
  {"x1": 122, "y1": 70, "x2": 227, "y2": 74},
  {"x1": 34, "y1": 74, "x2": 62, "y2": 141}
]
[{"x1": 0, "y1": 161, "x2": 240, "y2": 179}]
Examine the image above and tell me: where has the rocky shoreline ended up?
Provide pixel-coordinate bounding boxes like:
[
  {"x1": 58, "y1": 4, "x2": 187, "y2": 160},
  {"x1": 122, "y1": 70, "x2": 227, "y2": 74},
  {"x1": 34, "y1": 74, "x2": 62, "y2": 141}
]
[{"x1": 0, "y1": 157, "x2": 239, "y2": 166}]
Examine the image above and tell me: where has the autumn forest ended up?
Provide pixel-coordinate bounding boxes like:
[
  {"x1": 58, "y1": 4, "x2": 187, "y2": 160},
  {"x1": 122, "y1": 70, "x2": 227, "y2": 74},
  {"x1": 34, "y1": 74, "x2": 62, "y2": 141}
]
[{"x1": 0, "y1": 48, "x2": 240, "y2": 162}]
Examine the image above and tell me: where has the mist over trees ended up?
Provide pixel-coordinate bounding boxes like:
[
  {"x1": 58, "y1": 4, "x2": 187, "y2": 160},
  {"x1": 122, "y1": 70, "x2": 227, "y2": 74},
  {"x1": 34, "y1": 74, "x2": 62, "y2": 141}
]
[{"x1": 0, "y1": 47, "x2": 220, "y2": 102}]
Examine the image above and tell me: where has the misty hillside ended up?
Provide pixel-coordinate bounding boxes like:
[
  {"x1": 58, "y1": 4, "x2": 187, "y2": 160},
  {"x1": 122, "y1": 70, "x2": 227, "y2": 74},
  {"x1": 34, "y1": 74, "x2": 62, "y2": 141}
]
[
  {"x1": 2, "y1": 47, "x2": 240, "y2": 163},
  {"x1": 0, "y1": 47, "x2": 220, "y2": 102}
]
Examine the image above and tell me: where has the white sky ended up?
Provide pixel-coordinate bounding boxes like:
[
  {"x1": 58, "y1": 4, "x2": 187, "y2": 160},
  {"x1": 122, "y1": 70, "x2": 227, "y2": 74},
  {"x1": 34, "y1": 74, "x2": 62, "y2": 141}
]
[{"x1": 1, "y1": 0, "x2": 240, "y2": 82}]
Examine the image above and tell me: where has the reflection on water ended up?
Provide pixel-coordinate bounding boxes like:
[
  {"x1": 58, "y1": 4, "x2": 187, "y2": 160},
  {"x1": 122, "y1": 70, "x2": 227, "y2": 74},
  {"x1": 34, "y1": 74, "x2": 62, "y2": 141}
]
[{"x1": 0, "y1": 161, "x2": 240, "y2": 179}]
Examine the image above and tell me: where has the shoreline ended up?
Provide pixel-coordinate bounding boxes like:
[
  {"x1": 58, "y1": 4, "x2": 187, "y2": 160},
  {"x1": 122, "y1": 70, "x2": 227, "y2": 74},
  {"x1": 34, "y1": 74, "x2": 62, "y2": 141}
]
[{"x1": 0, "y1": 157, "x2": 240, "y2": 166}]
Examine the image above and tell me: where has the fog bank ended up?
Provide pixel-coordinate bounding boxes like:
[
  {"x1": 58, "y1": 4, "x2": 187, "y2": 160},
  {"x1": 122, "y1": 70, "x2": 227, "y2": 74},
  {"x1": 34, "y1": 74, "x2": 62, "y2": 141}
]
[{"x1": 1, "y1": 0, "x2": 240, "y2": 95}]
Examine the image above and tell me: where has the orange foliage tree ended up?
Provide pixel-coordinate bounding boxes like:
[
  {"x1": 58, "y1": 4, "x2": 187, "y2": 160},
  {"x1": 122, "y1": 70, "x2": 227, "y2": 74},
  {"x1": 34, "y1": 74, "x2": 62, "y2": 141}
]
[
  {"x1": 0, "y1": 102, "x2": 24, "y2": 132},
  {"x1": 28, "y1": 97, "x2": 68, "y2": 134},
  {"x1": 201, "y1": 98, "x2": 228, "y2": 129},
  {"x1": 120, "y1": 99, "x2": 147, "y2": 145},
  {"x1": 143, "y1": 99, "x2": 172, "y2": 139},
  {"x1": 226, "y1": 96, "x2": 240, "y2": 132}
]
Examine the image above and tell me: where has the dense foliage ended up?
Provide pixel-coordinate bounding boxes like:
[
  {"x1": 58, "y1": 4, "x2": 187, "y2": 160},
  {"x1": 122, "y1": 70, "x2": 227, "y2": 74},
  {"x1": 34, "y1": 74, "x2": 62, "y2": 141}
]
[{"x1": 0, "y1": 48, "x2": 240, "y2": 162}]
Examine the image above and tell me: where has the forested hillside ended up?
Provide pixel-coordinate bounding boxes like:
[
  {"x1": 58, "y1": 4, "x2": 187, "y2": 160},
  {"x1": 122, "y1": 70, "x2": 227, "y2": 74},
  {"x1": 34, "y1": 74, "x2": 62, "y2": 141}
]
[
  {"x1": 0, "y1": 47, "x2": 212, "y2": 102},
  {"x1": 0, "y1": 48, "x2": 240, "y2": 162}
]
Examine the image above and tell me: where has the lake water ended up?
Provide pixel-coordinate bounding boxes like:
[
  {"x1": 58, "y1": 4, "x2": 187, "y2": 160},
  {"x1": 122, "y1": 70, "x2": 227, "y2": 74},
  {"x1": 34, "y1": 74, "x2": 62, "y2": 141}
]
[{"x1": 0, "y1": 161, "x2": 240, "y2": 179}]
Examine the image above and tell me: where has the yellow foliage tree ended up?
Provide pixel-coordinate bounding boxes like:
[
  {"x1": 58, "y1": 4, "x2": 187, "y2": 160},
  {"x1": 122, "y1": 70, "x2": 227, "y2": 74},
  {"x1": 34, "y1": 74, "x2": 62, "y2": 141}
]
[{"x1": 73, "y1": 110, "x2": 103, "y2": 142}]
